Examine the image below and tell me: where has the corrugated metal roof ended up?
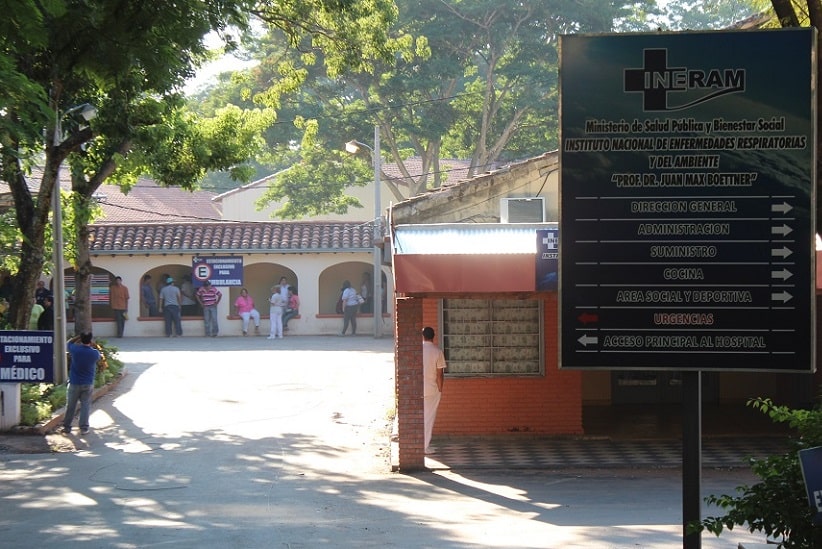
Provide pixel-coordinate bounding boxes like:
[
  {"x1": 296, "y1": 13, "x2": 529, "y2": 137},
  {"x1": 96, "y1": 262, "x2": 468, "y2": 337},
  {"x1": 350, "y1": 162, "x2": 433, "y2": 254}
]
[{"x1": 393, "y1": 223, "x2": 557, "y2": 255}]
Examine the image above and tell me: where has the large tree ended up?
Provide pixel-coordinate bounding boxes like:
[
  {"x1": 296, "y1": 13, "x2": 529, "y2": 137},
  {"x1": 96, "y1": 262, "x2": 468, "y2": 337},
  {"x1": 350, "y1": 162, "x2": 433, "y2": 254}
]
[
  {"x1": 653, "y1": 0, "x2": 770, "y2": 29},
  {"x1": 197, "y1": 0, "x2": 658, "y2": 219},
  {"x1": 0, "y1": 0, "x2": 398, "y2": 331},
  {"x1": 767, "y1": 0, "x2": 822, "y2": 232}
]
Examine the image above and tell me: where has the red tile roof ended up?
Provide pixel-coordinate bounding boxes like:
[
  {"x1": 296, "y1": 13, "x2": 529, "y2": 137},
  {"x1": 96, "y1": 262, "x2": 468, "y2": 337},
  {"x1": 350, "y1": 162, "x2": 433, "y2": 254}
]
[
  {"x1": 89, "y1": 221, "x2": 375, "y2": 254},
  {"x1": 381, "y1": 157, "x2": 473, "y2": 187},
  {"x1": 0, "y1": 169, "x2": 222, "y2": 223},
  {"x1": 0, "y1": 163, "x2": 444, "y2": 255},
  {"x1": 94, "y1": 178, "x2": 221, "y2": 223},
  {"x1": 86, "y1": 178, "x2": 380, "y2": 253}
]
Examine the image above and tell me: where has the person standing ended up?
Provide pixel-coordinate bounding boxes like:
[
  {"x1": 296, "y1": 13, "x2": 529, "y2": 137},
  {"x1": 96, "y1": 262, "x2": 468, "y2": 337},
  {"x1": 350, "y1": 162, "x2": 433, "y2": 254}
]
[
  {"x1": 360, "y1": 272, "x2": 372, "y2": 314},
  {"x1": 141, "y1": 274, "x2": 158, "y2": 317},
  {"x1": 38, "y1": 295, "x2": 54, "y2": 331},
  {"x1": 109, "y1": 276, "x2": 130, "y2": 337},
  {"x1": 35, "y1": 280, "x2": 50, "y2": 306},
  {"x1": 29, "y1": 298, "x2": 44, "y2": 330},
  {"x1": 234, "y1": 288, "x2": 260, "y2": 336},
  {"x1": 339, "y1": 280, "x2": 360, "y2": 336},
  {"x1": 180, "y1": 275, "x2": 198, "y2": 316},
  {"x1": 422, "y1": 326, "x2": 447, "y2": 455},
  {"x1": 196, "y1": 280, "x2": 222, "y2": 337},
  {"x1": 268, "y1": 284, "x2": 286, "y2": 339},
  {"x1": 62, "y1": 332, "x2": 100, "y2": 435},
  {"x1": 278, "y1": 276, "x2": 290, "y2": 300},
  {"x1": 159, "y1": 277, "x2": 183, "y2": 337}
]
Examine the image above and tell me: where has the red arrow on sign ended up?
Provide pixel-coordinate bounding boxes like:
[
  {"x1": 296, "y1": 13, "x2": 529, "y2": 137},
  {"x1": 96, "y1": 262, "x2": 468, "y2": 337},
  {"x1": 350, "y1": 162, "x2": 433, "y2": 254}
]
[{"x1": 578, "y1": 312, "x2": 599, "y2": 325}]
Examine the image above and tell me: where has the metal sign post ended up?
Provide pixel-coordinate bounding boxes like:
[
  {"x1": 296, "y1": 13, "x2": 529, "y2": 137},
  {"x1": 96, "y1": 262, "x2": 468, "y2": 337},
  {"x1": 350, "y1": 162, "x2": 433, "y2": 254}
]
[{"x1": 559, "y1": 29, "x2": 817, "y2": 548}]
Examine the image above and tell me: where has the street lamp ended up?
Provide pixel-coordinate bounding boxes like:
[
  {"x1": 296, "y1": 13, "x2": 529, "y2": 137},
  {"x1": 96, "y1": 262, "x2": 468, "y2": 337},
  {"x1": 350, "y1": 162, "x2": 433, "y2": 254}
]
[
  {"x1": 345, "y1": 126, "x2": 382, "y2": 338},
  {"x1": 52, "y1": 103, "x2": 96, "y2": 384}
]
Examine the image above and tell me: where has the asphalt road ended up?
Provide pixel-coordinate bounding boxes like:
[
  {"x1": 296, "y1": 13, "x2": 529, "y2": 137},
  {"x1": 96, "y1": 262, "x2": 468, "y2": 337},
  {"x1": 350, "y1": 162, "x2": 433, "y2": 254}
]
[{"x1": 0, "y1": 335, "x2": 768, "y2": 548}]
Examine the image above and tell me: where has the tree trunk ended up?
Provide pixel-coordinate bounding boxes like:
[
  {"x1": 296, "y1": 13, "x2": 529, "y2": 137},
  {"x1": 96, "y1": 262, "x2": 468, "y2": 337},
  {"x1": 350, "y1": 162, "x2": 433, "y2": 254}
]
[
  {"x1": 810, "y1": 0, "x2": 822, "y2": 28},
  {"x1": 72, "y1": 198, "x2": 94, "y2": 335},
  {"x1": 774, "y1": 0, "x2": 822, "y2": 234},
  {"x1": 771, "y1": 0, "x2": 800, "y2": 27},
  {"x1": 68, "y1": 142, "x2": 126, "y2": 334},
  {"x1": 8, "y1": 158, "x2": 57, "y2": 330}
]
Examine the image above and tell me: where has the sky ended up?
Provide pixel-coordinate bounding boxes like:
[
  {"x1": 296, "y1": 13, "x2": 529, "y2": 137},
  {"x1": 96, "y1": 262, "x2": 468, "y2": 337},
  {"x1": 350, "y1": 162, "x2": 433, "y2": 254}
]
[
  {"x1": 183, "y1": 31, "x2": 259, "y2": 95},
  {"x1": 184, "y1": 55, "x2": 257, "y2": 95}
]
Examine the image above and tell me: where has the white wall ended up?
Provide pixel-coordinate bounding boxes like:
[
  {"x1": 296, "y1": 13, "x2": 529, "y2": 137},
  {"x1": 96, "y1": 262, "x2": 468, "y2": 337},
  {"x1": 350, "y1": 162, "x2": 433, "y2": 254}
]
[
  {"x1": 218, "y1": 181, "x2": 391, "y2": 223},
  {"x1": 73, "y1": 252, "x2": 393, "y2": 337}
]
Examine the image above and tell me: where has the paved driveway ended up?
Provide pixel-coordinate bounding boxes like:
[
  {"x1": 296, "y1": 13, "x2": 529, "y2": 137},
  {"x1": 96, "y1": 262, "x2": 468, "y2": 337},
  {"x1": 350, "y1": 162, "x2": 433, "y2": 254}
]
[{"x1": 0, "y1": 336, "x2": 767, "y2": 548}]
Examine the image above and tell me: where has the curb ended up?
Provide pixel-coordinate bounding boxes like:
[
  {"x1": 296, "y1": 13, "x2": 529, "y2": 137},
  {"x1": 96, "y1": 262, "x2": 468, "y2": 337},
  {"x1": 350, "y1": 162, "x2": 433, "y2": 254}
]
[
  {"x1": 9, "y1": 368, "x2": 128, "y2": 436},
  {"x1": 390, "y1": 415, "x2": 399, "y2": 472}
]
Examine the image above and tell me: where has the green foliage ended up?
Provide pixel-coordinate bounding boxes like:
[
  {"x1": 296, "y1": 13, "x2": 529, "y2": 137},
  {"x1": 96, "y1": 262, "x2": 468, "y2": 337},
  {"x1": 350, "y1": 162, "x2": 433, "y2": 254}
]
[
  {"x1": 91, "y1": 339, "x2": 124, "y2": 388},
  {"x1": 48, "y1": 384, "x2": 67, "y2": 410},
  {"x1": 20, "y1": 383, "x2": 61, "y2": 426},
  {"x1": 199, "y1": 0, "x2": 662, "y2": 217},
  {"x1": 697, "y1": 397, "x2": 822, "y2": 548},
  {"x1": 256, "y1": 117, "x2": 369, "y2": 218},
  {"x1": 20, "y1": 400, "x2": 52, "y2": 426},
  {"x1": 20, "y1": 383, "x2": 49, "y2": 403},
  {"x1": 651, "y1": 0, "x2": 767, "y2": 31}
]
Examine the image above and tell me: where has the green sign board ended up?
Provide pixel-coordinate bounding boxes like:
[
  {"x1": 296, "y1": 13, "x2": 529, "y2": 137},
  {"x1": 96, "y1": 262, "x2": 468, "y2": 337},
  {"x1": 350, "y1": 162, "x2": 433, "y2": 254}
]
[{"x1": 559, "y1": 29, "x2": 816, "y2": 372}]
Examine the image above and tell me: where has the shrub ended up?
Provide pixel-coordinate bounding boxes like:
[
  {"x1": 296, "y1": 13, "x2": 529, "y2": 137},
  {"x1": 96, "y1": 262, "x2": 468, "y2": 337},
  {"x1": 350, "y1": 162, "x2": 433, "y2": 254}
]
[
  {"x1": 20, "y1": 383, "x2": 49, "y2": 403},
  {"x1": 697, "y1": 397, "x2": 822, "y2": 548},
  {"x1": 48, "y1": 384, "x2": 67, "y2": 409}
]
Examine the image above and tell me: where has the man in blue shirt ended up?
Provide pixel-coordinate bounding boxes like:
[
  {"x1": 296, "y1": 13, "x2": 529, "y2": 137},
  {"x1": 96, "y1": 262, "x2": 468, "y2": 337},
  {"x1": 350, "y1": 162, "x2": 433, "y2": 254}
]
[{"x1": 63, "y1": 333, "x2": 100, "y2": 435}]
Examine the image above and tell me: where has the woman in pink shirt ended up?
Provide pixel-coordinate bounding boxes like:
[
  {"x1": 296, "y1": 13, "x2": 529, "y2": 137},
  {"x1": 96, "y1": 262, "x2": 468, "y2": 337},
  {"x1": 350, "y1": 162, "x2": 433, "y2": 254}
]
[
  {"x1": 282, "y1": 287, "x2": 300, "y2": 332},
  {"x1": 234, "y1": 288, "x2": 260, "y2": 336}
]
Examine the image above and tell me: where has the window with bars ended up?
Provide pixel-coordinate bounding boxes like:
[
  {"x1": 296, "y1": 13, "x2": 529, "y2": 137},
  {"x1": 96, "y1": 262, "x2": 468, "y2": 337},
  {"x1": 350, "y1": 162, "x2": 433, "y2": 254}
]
[{"x1": 441, "y1": 298, "x2": 543, "y2": 375}]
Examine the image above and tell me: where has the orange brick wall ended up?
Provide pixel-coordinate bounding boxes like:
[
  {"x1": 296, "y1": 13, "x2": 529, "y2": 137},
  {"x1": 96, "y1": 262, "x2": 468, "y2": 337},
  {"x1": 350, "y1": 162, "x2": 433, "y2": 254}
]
[
  {"x1": 422, "y1": 293, "x2": 583, "y2": 436},
  {"x1": 395, "y1": 297, "x2": 425, "y2": 470}
]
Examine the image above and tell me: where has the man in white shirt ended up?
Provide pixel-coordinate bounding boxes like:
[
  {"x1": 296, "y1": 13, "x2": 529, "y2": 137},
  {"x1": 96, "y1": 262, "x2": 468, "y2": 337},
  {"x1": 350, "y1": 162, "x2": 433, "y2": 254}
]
[{"x1": 422, "y1": 326, "x2": 446, "y2": 455}]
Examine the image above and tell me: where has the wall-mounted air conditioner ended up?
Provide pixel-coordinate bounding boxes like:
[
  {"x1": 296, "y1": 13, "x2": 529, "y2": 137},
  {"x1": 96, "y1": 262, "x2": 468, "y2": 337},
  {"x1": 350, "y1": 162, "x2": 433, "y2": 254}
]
[{"x1": 500, "y1": 197, "x2": 546, "y2": 223}]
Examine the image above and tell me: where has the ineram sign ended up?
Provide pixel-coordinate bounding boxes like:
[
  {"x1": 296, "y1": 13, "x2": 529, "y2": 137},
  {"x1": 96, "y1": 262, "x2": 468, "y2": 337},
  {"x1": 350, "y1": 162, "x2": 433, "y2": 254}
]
[{"x1": 559, "y1": 29, "x2": 816, "y2": 372}]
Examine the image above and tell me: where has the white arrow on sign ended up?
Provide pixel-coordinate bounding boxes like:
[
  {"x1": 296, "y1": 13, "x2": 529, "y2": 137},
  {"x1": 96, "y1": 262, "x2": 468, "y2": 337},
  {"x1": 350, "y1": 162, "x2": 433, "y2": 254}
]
[
  {"x1": 771, "y1": 268, "x2": 794, "y2": 281},
  {"x1": 771, "y1": 291, "x2": 793, "y2": 303},
  {"x1": 771, "y1": 224, "x2": 793, "y2": 237},
  {"x1": 577, "y1": 334, "x2": 598, "y2": 347},
  {"x1": 771, "y1": 246, "x2": 793, "y2": 259},
  {"x1": 771, "y1": 202, "x2": 793, "y2": 215}
]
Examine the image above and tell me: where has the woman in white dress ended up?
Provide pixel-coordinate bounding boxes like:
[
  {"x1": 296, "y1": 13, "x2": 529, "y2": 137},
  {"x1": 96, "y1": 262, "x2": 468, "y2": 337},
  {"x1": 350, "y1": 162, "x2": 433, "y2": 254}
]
[{"x1": 268, "y1": 284, "x2": 286, "y2": 339}]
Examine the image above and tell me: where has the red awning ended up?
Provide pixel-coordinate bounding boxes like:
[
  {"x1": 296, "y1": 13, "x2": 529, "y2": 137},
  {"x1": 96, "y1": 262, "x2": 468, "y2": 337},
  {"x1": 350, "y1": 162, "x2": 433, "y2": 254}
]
[{"x1": 394, "y1": 254, "x2": 536, "y2": 293}]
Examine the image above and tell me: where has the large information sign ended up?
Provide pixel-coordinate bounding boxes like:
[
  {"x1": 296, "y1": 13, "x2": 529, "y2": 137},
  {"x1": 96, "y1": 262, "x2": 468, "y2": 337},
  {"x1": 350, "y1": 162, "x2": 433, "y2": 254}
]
[{"x1": 559, "y1": 29, "x2": 816, "y2": 371}]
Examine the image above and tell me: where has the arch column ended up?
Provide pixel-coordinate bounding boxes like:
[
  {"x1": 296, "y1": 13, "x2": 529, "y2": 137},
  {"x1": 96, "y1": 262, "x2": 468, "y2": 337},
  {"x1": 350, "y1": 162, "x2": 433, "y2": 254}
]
[{"x1": 395, "y1": 296, "x2": 425, "y2": 471}]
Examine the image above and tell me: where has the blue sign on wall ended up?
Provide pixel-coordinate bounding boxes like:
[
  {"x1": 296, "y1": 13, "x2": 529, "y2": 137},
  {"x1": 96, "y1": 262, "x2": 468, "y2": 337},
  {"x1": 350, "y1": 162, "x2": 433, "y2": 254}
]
[
  {"x1": 191, "y1": 256, "x2": 243, "y2": 287},
  {"x1": 537, "y1": 228, "x2": 559, "y2": 291},
  {"x1": 559, "y1": 29, "x2": 816, "y2": 371},
  {"x1": 0, "y1": 331, "x2": 55, "y2": 383},
  {"x1": 799, "y1": 446, "x2": 822, "y2": 524}
]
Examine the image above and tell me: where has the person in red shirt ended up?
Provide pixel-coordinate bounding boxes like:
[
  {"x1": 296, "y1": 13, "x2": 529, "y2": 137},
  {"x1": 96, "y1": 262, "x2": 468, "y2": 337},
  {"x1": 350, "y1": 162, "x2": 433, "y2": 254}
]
[
  {"x1": 282, "y1": 287, "x2": 300, "y2": 332},
  {"x1": 196, "y1": 280, "x2": 222, "y2": 337}
]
